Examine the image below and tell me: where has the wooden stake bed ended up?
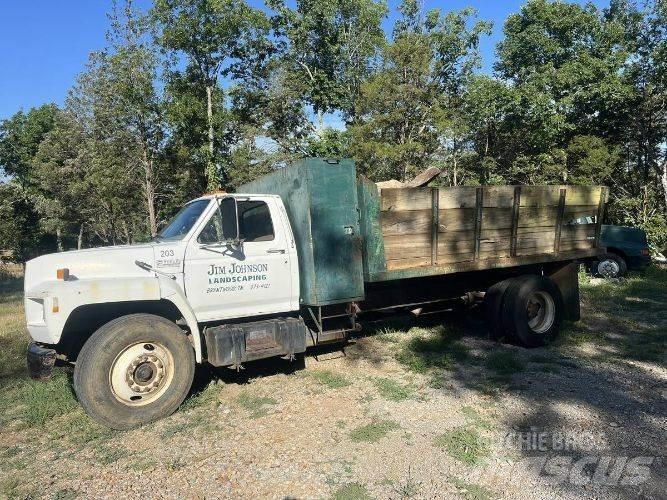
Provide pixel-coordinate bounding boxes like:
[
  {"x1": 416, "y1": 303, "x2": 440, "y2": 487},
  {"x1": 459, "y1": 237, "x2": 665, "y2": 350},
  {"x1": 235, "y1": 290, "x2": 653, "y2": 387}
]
[{"x1": 358, "y1": 179, "x2": 608, "y2": 282}]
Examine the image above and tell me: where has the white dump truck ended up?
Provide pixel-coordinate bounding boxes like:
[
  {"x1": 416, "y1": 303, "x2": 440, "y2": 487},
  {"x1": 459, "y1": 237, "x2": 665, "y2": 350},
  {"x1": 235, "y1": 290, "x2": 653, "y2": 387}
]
[{"x1": 25, "y1": 158, "x2": 607, "y2": 429}]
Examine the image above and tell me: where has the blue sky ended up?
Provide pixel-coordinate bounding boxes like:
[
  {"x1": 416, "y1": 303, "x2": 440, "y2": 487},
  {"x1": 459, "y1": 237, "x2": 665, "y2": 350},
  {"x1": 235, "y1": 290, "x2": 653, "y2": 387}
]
[{"x1": 0, "y1": 0, "x2": 609, "y2": 120}]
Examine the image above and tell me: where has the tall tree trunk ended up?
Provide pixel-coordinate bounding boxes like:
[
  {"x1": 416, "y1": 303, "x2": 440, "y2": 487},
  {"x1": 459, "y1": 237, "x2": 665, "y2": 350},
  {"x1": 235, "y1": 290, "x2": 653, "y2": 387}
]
[
  {"x1": 56, "y1": 227, "x2": 64, "y2": 252},
  {"x1": 661, "y1": 158, "x2": 667, "y2": 211},
  {"x1": 77, "y1": 224, "x2": 84, "y2": 250},
  {"x1": 205, "y1": 84, "x2": 218, "y2": 190},
  {"x1": 141, "y1": 145, "x2": 158, "y2": 238}
]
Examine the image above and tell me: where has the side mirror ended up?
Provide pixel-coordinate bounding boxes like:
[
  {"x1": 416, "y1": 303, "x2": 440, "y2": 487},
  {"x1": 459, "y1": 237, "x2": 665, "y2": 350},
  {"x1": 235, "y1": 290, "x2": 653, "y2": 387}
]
[{"x1": 220, "y1": 197, "x2": 241, "y2": 247}]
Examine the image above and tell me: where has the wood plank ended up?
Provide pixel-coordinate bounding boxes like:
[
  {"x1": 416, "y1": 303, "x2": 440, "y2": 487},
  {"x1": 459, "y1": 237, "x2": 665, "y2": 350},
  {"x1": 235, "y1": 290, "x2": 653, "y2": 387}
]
[
  {"x1": 386, "y1": 256, "x2": 431, "y2": 270},
  {"x1": 520, "y1": 186, "x2": 563, "y2": 206},
  {"x1": 381, "y1": 188, "x2": 432, "y2": 211},
  {"x1": 560, "y1": 239, "x2": 595, "y2": 252},
  {"x1": 564, "y1": 186, "x2": 602, "y2": 206},
  {"x1": 438, "y1": 235, "x2": 476, "y2": 255},
  {"x1": 517, "y1": 234, "x2": 556, "y2": 255},
  {"x1": 381, "y1": 209, "x2": 431, "y2": 235},
  {"x1": 517, "y1": 226, "x2": 557, "y2": 236},
  {"x1": 480, "y1": 228, "x2": 513, "y2": 240},
  {"x1": 438, "y1": 186, "x2": 477, "y2": 209},
  {"x1": 383, "y1": 233, "x2": 431, "y2": 260},
  {"x1": 438, "y1": 208, "x2": 476, "y2": 231},
  {"x1": 479, "y1": 248, "x2": 512, "y2": 260},
  {"x1": 482, "y1": 186, "x2": 515, "y2": 208},
  {"x1": 405, "y1": 167, "x2": 442, "y2": 187},
  {"x1": 384, "y1": 233, "x2": 476, "y2": 260},
  {"x1": 436, "y1": 252, "x2": 475, "y2": 264},
  {"x1": 561, "y1": 223, "x2": 596, "y2": 241},
  {"x1": 482, "y1": 208, "x2": 514, "y2": 230},
  {"x1": 518, "y1": 206, "x2": 559, "y2": 227},
  {"x1": 370, "y1": 248, "x2": 603, "y2": 282}
]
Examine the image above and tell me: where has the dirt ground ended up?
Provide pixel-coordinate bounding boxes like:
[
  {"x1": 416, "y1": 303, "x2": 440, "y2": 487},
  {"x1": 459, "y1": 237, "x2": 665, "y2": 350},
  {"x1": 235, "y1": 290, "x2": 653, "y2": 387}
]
[{"x1": 0, "y1": 266, "x2": 665, "y2": 500}]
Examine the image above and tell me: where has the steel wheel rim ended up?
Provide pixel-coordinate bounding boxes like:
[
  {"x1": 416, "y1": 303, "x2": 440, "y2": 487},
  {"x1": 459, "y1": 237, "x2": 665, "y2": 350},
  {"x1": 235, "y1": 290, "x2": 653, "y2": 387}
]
[
  {"x1": 109, "y1": 342, "x2": 174, "y2": 406},
  {"x1": 526, "y1": 291, "x2": 555, "y2": 334},
  {"x1": 598, "y1": 259, "x2": 619, "y2": 278}
]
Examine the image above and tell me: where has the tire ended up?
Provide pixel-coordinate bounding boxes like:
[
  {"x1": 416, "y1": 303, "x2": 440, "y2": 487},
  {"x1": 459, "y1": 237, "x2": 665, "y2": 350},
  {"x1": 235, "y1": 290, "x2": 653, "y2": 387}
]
[
  {"x1": 484, "y1": 278, "x2": 515, "y2": 341},
  {"x1": 73, "y1": 313, "x2": 195, "y2": 430},
  {"x1": 591, "y1": 253, "x2": 627, "y2": 278},
  {"x1": 501, "y1": 275, "x2": 564, "y2": 348}
]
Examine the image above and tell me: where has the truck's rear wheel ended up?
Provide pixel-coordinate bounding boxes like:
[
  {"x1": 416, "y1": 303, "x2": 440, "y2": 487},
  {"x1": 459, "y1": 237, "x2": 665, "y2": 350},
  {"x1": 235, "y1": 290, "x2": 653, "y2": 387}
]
[
  {"x1": 73, "y1": 313, "x2": 195, "y2": 430},
  {"x1": 501, "y1": 275, "x2": 564, "y2": 347}
]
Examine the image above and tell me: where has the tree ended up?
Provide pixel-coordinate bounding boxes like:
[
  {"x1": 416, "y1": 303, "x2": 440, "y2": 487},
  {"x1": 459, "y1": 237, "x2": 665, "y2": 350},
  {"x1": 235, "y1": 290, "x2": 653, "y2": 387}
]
[
  {"x1": 267, "y1": 0, "x2": 387, "y2": 124},
  {"x1": 0, "y1": 104, "x2": 58, "y2": 189},
  {"x1": 152, "y1": 0, "x2": 270, "y2": 189},
  {"x1": 350, "y1": 2, "x2": 490, "y2": 182}
]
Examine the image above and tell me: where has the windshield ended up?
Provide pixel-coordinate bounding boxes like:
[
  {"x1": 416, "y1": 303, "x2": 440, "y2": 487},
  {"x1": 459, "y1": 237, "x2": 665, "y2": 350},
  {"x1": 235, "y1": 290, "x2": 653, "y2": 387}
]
[{"x1": 157, "y1": 199, "x2": 210, "y2": 241}]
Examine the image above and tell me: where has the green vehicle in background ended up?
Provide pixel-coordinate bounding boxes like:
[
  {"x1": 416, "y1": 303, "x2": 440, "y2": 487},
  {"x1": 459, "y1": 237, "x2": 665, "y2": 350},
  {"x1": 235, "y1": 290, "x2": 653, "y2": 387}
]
[{"x1": 588, "y1": 224, "x2": 651, "y2": 278}]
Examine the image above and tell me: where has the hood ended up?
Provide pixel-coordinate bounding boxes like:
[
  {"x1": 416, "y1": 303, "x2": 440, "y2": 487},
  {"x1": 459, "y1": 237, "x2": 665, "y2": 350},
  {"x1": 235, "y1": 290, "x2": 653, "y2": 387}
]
[{"x1": 24, "y1": 243, "x2": 158, "y2": 292}]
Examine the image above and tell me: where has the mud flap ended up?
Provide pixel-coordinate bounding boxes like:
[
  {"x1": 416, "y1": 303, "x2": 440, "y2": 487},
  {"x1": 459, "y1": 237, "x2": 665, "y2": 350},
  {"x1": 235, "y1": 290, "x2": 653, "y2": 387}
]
[{"x1": 547, "y1": 262, "x2": 580, "y2": 321}]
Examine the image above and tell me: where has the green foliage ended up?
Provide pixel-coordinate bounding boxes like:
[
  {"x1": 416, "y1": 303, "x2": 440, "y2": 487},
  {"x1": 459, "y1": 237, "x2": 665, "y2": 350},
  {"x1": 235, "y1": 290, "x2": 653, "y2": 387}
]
[
  {"x1": 0, "y1": 104, "x2": 58, "y2": 187},
  {"x1": 20, "y1": 373, "x2": 78, "y2": 427},
  {"x1": 235, "y1": 392, "x2": 278, "y2": 419},
  {"x1": 349, "y1": 419, "x2": 399, "y2": 443},
  {"x1": 332, "y1": 482, "x2": 372, "y2": 500},
  {"x1": 484, "y1": 351, "x2": 525, "y2": 378},
  {"x1": 306, "y1": 369, "x2": 352, "y2": 389},
  {"x1": 433, "y1": 426, "x2": 490, "y2": 466},
  {"x1": 373, "y1": 377, "x2": 414, "y2": 401}
]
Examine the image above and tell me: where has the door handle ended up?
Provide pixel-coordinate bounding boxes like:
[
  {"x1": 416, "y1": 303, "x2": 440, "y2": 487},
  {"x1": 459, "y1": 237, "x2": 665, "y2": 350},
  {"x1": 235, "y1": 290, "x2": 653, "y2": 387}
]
[{"x1": 267, "y1": 248, "x2": 285, "y2": 254}]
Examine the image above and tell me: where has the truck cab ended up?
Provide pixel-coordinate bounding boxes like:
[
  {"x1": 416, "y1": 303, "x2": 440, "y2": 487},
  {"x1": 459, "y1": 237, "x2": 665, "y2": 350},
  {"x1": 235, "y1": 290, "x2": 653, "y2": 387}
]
[{"x1": 24, "y1": 193, "x2": 300, "y2": 359}]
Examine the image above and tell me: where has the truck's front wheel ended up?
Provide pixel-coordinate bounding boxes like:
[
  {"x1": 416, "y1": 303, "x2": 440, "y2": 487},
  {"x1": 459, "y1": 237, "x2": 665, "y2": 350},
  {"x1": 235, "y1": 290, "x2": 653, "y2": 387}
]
[{"x1": 73, "y1": 313, "x2": 195, "y2": 430}]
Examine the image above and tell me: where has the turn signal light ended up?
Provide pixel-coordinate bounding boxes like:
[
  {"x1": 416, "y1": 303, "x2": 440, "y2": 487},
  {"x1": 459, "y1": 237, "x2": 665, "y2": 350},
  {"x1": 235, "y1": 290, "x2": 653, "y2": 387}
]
[
  {"x1": 52, "y1": 297, "x2": 59, "y2": 313},
  {"x1": 56, "y1": 268, "x2": 70, "y2": 280}
]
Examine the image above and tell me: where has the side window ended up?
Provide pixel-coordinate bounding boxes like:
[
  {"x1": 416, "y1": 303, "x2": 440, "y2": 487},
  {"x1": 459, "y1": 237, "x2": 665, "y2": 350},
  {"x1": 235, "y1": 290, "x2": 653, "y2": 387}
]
[
  {"x1": 196, "y1": 200, "x2": 275, "y2": 244},
  {"x1": 197, "y1": 207, "x2": 223, "y2": 244},
  {"x1": 239, "y1": 201, "x2": 274, "y2": 242}
]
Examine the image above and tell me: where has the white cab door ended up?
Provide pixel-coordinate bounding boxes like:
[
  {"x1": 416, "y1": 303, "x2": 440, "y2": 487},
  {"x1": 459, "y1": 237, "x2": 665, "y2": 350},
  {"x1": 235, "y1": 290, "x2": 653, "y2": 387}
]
[{"x1": 183, "y1": 197, "x2": 294, "y2": 322}]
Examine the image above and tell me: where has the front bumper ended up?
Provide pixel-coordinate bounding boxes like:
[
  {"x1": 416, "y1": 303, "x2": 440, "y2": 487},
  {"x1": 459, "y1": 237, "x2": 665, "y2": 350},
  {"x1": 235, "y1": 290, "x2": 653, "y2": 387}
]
[
  {"x1": 27, "y1": 342, "x2": 57, "y2": 380},
  {"x1": 626, "y1": 255, "x2": 651, "y2": 270}
]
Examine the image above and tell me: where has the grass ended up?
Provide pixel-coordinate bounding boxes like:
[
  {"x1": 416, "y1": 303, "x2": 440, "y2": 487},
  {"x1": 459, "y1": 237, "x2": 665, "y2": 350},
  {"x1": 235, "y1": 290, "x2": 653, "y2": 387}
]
[
  {"x1": 349, "y1": 419, "x2": 400, "y2": 443},
  {"x1": 92, "y1": 443, "x2": 129, "y2": 465},
  {"x1": 306, "y1": 369, "x2": 352, "y2": 389},
  {"x1": 332, "y1": 482, "x2": 372, "y2": 500},
  {"x1": 20, "y1": 372, "x2": 78, "y2": 427},
  {"x1": 484, "y1": 350, "x2": 525, "y2": 378},
  {"x1": 395, "y1": 325, "x2": 471, "y2": 374},
  {"x1": 180, "y1": 380, "x2": 220, "y2": 412},
  {"x1": 373, "y1": 377, "x2": 414, "y2": 402},
  {"x1": 433, "y1": 426, "x2": 490, "y2": 466},
  {"x1": 161, "y1": 412, "x2": 208, "y2": 439},
  {"x1": 451, "y1": 478, "x2": 493, "y2": 500},
  {"x1": 235, "y1": 392, "x2": 278, "y2": 419},
  {"x1": 460, "y1": 406, "x2": 492, "y2": 430}
]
